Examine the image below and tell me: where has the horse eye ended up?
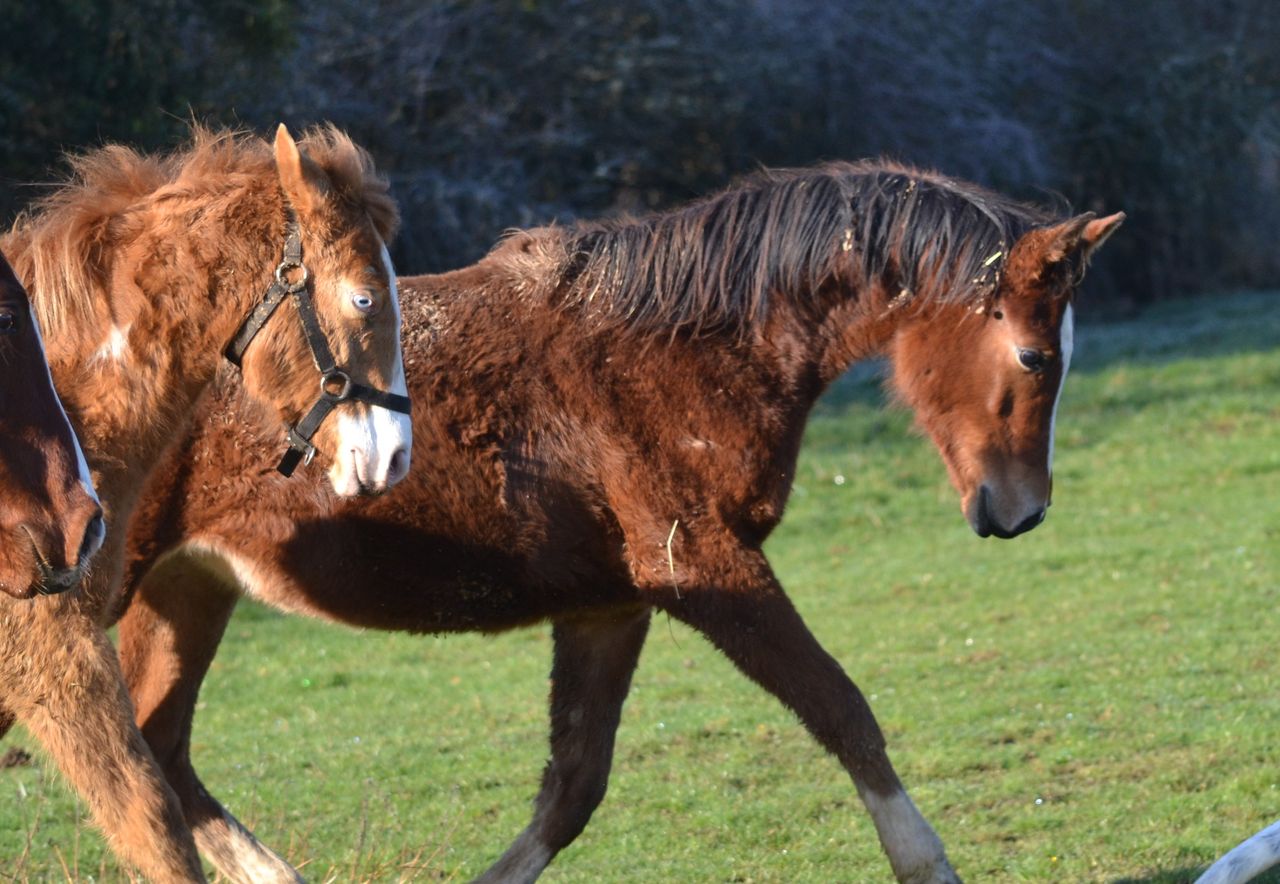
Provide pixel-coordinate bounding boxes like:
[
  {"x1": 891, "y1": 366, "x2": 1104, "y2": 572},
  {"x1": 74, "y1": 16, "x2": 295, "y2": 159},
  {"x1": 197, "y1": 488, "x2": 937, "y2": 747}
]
[
  {"x1": 0, "y1": 311, "x2": 19, "y2": 334},
  {"x1": 351, "y1": 292, "x2": 377, "y2": 315},
  {"x1": 1017, "y1": 348, "x2": 1048, "y2": 372}
]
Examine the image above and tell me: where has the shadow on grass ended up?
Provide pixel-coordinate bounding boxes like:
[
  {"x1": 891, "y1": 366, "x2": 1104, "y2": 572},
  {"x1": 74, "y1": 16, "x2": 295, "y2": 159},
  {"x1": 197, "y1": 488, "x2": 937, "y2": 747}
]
[
  {"x1": 1111, "y1": 868, "x2": 1205, "y2": 884},
  {"x1": 1112, "y1": 866, "x2": 1280, "y2": 884}
]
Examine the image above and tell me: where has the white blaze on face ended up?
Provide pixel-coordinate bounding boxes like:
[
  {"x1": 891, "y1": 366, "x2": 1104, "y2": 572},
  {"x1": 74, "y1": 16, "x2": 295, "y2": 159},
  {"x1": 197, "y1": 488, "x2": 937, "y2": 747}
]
[
  {"x1": 1046, "y1": 303, "x2": 1074, "y2": 473},
  {"x1": 29, "y1": 311, "x2": 100, "y2": 510},
  {"x1": 327, "y1": 240, "x2": 413, "y2": 497}
]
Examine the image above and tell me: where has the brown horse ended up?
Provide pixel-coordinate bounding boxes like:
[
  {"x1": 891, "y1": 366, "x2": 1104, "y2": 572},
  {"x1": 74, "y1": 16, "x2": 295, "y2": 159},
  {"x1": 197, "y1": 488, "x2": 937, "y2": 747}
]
[
  {"x1": 0, "y1": 125, "x2": 410, "y2": 882},
  {"x1": 0, "y1": 251, "x2": 103, "y2": 597},
  {"x1": 119, "y1": 162, "x2": 1123, "y2": 883}
]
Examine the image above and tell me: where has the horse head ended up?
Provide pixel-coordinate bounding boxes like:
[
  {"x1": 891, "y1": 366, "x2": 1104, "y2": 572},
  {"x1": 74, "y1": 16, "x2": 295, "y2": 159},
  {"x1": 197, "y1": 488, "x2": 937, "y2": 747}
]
[
  {"x1": 231, "y1": 125, "x2": 412, "y2": 497},
  {"x1": 890, "y1": 211, "x2": 1124, "y2": 538},
  {"x1": 0, "y1": 254, "x2": 103, "y2": 597}
]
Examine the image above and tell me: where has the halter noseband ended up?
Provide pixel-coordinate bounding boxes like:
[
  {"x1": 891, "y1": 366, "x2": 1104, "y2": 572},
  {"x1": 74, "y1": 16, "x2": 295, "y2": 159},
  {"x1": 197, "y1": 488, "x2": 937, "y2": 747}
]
[{"x1": 225, "y1": 210, "x2": 411, "y2": 477}]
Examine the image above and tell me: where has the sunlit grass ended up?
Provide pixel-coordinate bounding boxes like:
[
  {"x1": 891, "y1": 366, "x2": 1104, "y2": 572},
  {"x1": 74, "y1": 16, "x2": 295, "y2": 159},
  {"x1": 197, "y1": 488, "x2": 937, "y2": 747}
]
[{"x1": 1, "y1": 291, "x2": 1277, "y2": 882}]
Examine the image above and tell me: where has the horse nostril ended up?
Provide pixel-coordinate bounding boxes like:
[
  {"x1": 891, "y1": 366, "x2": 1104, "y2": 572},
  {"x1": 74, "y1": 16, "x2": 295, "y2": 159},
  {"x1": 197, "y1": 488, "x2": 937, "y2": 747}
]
[
  {"x1": 80, "y1": 510, "x2": 106, "y2": 562},
  {"x1": 387, "y1": 448, "x2": 410, "y2": 485},
  {"x1": 970, "y1": 486, "x2": 994, "y2": 538}
]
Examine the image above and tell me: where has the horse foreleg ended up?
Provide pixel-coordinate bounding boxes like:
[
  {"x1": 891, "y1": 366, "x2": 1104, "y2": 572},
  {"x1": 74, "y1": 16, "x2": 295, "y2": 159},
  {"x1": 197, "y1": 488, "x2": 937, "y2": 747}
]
[
  {"x1": 658, "y1": 566, "x2": 960, "y2": 884},
  {"x1": 5, "y1": 601, "x2": 206, "y2": 882},
  {"x1": 476, "y1": 607, "x2": 651, "y2": 884},
  {"x1": 117, "y1": 552, "x2": 305, "y2": 883}
]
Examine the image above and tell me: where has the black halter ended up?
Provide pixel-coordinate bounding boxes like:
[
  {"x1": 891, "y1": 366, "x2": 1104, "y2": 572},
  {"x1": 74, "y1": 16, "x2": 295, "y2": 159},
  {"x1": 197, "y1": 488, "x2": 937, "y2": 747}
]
[{"x1": 225, "y1": 211, "x2": 411, "y2": 477}]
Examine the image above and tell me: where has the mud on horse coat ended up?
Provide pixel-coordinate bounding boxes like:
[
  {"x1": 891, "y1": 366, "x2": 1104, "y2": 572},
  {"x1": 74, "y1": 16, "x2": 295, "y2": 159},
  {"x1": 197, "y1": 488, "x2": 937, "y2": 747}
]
[
  {"x1": 120, "y1": 161, "x2": 1123, "y2": 883},
  {"x1": 0, "y1": 250, "x2": 103, "y2": 598},
  {"x1": 0, "y1": 124, "x2": 411, "y2": 882}
]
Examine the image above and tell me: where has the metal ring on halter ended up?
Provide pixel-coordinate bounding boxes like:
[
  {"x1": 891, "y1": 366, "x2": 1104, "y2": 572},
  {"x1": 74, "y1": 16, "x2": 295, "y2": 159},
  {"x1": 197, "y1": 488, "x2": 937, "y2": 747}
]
[
  {"x1": 320, "y1": 370, "x2": 353, "y2": 402},
  {"x1": 275, "y1": 260, "x2": 310, "y2": 292}
]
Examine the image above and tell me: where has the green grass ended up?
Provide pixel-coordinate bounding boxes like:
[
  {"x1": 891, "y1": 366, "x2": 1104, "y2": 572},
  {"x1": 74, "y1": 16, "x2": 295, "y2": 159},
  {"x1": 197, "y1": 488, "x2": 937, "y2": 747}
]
[{"x1": 2, "y1": 290, "x2": 1278, "y2": 882}]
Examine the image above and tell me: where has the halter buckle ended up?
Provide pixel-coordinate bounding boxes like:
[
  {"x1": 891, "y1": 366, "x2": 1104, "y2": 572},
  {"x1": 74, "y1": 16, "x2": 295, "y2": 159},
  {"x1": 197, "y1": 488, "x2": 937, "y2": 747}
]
[
  {"x1": 285, "y1": 428, "x2": 318, "y2": 467},
  {"x1": 320, "y1": 370, "x2": 353, "y2": 402},
  {"x1": 275, "y1": 259, "x2": 310, "y2": 293}
]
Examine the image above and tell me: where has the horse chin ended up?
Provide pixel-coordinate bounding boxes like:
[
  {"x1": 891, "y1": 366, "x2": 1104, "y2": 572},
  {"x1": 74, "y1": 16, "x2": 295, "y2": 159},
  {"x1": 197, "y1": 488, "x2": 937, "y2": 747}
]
[
  {"x1": 972, "y1": 512, "x2": 1045, "y2": 540},
  {"x1": 0, "y1": 537, "x2": 53, "y2": 599},
  {"x1": 0, "y1": 579, "x2": 39, "y2": 600}
]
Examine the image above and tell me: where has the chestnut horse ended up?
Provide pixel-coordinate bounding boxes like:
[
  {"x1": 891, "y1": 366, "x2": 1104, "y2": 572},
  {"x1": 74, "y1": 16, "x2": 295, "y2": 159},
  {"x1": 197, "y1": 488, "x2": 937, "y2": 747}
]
[
  {"x1": 0, "y1": 251, "x2": 103, "y2": 597},
  {"x1": 0, "y1": 125, "x2": 411, "y2": 882},
  {"x1": 120, "y1": 162, "x2": 1123, "y2": 882}
]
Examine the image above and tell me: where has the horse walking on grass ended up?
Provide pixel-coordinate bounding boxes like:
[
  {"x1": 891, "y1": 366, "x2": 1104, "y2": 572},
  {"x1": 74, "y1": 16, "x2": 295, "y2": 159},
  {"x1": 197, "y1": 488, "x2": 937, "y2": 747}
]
[
  {"x1": 0, "y1": 251, "x2": 103, "y2": 597},
  {"x1": 0, "y1": 125, "x2": 411, "y2": 882},
  {"x1": 120, "y1": 161, "x2": 1122, "y2": 882}
]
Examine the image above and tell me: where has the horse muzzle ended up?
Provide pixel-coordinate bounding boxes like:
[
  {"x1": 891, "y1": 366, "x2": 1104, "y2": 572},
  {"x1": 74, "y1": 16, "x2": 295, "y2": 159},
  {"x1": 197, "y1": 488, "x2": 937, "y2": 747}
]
[{"x1": 967, "y1": 485, "x2": 1046, "y2": 540}]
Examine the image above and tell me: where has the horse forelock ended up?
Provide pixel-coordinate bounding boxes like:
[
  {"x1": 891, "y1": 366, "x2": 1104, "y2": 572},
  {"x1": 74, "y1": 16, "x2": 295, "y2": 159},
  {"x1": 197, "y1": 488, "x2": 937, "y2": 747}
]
[
  {"x1": 297, "y1": 124, "x2": 399, "y2": 242},
  {"x1": 523, "y1": 160, "x2": 1054, "y2": 339}
]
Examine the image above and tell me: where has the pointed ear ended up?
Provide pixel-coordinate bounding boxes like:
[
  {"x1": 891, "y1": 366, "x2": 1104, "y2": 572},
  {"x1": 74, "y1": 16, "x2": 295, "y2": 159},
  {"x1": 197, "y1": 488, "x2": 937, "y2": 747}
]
[
  {"x1": 1040, "y1": 212, "x2": 1096, "y2": 265},
  {"x1": 1041, "y1": 210, "x2": 1127, "y2": 265},
  {"x1": 274, "y1": 124, "x2": 328, "y2": 215},
  {"x1": 1079, "y1": 211, "x2": 1125, "y2": 261}
]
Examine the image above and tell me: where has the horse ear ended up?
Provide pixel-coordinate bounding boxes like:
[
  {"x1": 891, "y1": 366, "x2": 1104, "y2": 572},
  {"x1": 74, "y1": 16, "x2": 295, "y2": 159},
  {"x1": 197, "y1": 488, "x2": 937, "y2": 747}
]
[
  {"x1": 1042, "y1": 211, "x2": 1126, "y2": 265},
  {"x1": 1078, "y1": 211, "x2": 1126, "y2": 261},
  {"x1": 273, "y1": 124, "x2": 328, "y2": 215}
]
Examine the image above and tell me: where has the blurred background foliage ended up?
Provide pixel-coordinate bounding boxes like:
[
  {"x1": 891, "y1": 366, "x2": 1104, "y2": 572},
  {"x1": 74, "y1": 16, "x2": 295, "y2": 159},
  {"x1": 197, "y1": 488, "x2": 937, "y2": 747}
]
[{"x1": 0, "y1": 0, "x2": 1276, "y2": 305}]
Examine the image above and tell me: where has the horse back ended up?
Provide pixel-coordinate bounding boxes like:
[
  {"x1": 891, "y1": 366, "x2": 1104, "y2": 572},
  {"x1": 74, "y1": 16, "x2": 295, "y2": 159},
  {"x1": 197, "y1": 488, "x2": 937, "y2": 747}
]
[{"x1": 124, "y1": 265, "x2": 811, "y2": 630}]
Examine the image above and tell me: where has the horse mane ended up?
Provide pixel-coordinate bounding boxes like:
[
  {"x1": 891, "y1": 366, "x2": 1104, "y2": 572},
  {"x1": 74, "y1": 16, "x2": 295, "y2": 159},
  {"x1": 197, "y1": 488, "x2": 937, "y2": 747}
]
[
  {"x1": 4, "y1": 124, "x2": 397, "y2": 339},
  {"x1": 503, "y1": 160, "x2": 1055, "y2": 337}
]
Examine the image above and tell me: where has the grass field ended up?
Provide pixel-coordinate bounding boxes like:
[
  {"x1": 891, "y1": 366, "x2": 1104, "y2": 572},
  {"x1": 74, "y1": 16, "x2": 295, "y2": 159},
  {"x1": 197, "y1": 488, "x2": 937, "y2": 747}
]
[{"x1": 2, "y1": 290, "x2": 1277, "y2": 882}]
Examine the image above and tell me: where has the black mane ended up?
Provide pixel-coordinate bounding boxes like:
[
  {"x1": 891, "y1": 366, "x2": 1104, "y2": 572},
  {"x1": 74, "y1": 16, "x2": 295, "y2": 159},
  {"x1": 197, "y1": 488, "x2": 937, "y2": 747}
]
[{"x1": 548, "y1": 160, "x2": 1055, "y2": 336}]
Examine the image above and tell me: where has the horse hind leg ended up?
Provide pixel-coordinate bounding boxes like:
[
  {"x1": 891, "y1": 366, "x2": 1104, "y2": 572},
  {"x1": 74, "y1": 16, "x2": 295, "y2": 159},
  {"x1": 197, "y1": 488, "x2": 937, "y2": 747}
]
[
  {"x1": 657, "y1": 560, "x2": 960, "y2": 884},
  {"x1": 475, "y1": 607, "x2": 651, "y2": 884},
  {"x1": 117, "y1": 550, "x2": 304, "y2": 883},
  {"x1": 5, "y1": 597, "x2": 206, "y2": 882}
]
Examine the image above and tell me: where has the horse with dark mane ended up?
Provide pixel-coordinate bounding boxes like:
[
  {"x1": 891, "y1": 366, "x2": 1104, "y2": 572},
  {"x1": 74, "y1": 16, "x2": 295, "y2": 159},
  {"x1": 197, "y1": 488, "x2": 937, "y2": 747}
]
[
  {"x1": 120, "y1": 160, "x2": 1122, "y2": 882},
  {"x1": 0, "y1": 251, "x2": 103, "y2": 597},
  {"x1": 0, "y1": 125, "x2": 411, "y2": 881}
]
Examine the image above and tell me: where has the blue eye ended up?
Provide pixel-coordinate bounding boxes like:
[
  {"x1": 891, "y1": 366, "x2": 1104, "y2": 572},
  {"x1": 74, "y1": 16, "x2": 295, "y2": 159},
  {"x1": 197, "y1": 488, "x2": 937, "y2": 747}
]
[
  {"x1": 1018, "y1": 348, "x2": 1048, "y2": 372},
  {"x1": 351, "y1": 292, "x2": 376, "y2": 314}
]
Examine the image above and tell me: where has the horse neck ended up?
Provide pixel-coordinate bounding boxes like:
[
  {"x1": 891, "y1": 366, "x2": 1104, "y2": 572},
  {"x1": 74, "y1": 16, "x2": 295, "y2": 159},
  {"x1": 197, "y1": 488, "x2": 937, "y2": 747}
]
[
  {"x1": 763, "y1": 276, "x2": 899, "y2": 400},
  {"x1": 42, "y1": 186, "x2": 286, "y2": 515}
]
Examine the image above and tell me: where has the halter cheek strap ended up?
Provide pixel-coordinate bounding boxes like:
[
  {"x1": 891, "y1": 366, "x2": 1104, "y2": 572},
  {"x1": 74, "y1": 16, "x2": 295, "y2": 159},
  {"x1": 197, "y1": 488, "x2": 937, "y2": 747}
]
[{"x1": 225, "y1": 211, "x2": 411, "y2": 477}]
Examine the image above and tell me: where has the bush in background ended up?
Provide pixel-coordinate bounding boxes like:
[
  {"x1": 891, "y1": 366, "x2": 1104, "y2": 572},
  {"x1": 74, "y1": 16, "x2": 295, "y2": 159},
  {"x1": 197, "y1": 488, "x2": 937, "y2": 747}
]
[{"x1": 2, "y1": 0, "x2": 1276, "y2": 304}]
